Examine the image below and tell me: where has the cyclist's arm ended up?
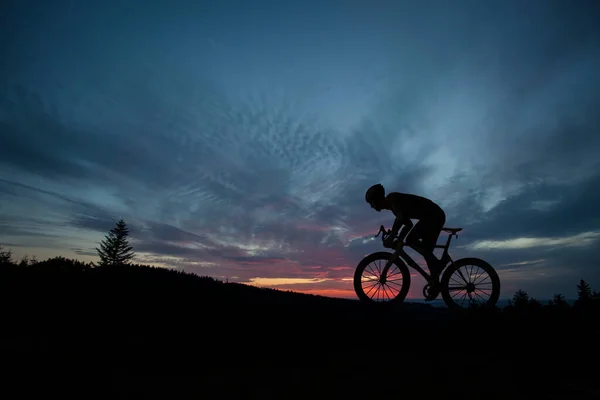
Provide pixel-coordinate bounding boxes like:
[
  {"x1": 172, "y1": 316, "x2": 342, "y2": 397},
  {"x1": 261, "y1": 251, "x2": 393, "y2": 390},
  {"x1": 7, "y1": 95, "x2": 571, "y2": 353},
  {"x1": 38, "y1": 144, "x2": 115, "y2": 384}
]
[
  {"x1": 395, "y1": 218, "x2": 413, "y2": 242},
  {"x1": 390, "y1": 207, "x2": 413, "y2": 240}
]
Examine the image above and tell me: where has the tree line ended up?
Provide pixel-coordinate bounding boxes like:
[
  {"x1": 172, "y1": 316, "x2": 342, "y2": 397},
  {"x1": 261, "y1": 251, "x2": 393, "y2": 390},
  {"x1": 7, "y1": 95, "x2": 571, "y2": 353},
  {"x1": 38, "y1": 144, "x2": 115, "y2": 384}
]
[{"x1": 1, "y1": 218, "x2": 599, "y2": 313}]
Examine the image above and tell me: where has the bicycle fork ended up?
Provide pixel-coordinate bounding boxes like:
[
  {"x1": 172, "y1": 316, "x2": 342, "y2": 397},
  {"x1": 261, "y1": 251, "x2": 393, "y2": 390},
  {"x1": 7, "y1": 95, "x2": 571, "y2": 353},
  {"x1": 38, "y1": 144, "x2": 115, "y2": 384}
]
[{"x1": 379, "y1": 252, "x2": 399, "y2": 284}]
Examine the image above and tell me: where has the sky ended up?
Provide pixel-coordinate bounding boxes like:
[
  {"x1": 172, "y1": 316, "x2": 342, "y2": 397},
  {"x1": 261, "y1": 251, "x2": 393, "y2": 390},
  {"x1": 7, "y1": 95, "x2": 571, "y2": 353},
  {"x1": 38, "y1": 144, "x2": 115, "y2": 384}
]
[{"x1": 1, "y1": 0, "x2": 600, "y2": 300}]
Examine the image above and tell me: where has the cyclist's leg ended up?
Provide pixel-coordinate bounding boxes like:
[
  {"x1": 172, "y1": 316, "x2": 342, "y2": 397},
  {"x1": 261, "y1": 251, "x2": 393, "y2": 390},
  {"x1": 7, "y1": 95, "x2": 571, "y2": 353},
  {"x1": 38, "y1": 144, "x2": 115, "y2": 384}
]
[
  {"x1": 420, "y1": 222, "x2": 443, "y2": 253},
  {"x1": 419, "y1": 212, "x2": 446, "y2": 274},
  {"x1": 405, "y1": 220, "x2": 424, "y2": 248},
  {"x1": 414, "y1": 225, "x2": 436, "y2": 277},
  {"x1": 406, "y1": 221, "x2": 437, "y2": 275}
]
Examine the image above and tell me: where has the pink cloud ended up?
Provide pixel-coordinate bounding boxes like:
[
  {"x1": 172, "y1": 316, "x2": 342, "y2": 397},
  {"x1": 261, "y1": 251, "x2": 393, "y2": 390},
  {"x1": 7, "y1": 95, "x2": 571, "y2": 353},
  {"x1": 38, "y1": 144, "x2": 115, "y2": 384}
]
[{"x1": 329, "y1": 266, "x2": 352, "y2": 271}]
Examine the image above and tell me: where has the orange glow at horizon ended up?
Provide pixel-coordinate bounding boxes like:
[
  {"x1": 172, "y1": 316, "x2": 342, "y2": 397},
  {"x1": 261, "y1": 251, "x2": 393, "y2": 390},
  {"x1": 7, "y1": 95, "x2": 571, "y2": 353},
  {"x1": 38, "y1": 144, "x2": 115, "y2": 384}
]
[{"x1": 245, "y1": 277, "x2": 330, "y2": 286}]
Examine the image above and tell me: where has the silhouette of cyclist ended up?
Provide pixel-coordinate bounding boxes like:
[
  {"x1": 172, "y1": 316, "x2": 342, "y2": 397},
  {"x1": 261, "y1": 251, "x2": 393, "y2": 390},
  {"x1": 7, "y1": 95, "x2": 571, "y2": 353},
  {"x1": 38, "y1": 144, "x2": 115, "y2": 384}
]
[{"x1": 365, "y1": 183, "x2": 446, "y2": 274}]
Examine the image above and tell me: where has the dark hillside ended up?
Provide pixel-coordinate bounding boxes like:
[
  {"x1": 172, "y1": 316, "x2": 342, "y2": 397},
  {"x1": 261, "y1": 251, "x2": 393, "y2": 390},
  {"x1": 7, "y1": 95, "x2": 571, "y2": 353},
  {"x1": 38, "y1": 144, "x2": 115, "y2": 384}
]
[{"x1": 1, "y1": 258, "x2": 599, "y2": 399}]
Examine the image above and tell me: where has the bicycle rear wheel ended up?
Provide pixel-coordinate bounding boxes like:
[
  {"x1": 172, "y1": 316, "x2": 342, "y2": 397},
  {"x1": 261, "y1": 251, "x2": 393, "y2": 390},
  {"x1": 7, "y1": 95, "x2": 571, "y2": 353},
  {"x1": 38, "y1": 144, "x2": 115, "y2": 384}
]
[
  {"x1": 353, "y1": 252, "x2": 411, "y2": 304},
  {"x1": 440, "y1": 257, "x2": 500, "y2": 309}
]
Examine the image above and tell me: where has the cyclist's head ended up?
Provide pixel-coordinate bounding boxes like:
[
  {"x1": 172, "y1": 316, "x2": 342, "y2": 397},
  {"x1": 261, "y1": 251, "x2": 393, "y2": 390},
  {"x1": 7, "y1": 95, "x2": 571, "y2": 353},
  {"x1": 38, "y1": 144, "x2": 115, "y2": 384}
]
[{"x1": 365, "y1": 183, "x2": 385, "y2": 211}]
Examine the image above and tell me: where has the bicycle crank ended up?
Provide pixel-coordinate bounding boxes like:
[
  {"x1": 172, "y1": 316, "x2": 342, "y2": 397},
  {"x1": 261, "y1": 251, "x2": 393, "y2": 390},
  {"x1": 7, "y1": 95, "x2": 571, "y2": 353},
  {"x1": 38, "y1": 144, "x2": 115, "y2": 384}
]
[{"x1": 423, "y1": 283, "x2": 440, "y2": 301}]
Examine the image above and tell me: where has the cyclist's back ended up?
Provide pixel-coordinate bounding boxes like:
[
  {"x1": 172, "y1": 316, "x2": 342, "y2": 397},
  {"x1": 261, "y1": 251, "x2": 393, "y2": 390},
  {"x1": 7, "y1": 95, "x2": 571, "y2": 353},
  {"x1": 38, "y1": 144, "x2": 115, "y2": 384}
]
[{"x1": 385, "y1": 192, "x2": 443, "y2": 220}]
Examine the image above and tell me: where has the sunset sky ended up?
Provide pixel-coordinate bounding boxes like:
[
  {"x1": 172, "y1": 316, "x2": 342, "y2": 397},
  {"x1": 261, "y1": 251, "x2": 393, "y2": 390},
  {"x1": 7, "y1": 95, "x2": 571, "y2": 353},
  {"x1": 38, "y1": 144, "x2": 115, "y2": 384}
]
[{"x1": 1, "y1": 0, "x2": 600, "y2": 300}]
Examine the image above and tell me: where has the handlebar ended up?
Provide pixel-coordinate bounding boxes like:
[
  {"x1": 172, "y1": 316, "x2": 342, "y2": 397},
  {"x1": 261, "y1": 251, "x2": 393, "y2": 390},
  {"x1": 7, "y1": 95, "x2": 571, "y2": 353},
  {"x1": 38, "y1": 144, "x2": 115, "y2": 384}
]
[
  {"x1": 375, "y1": 225, "x2": 398, "y2": 241},
  {"x1": 375, "y1": 225, "x2": 432, "y2": 253},
  {"x1": 374, "y1": 225, "x2": 386, "y2": 238},
  {"x1": 374, "y1": 225, "x2": 410, "y2": 250}
]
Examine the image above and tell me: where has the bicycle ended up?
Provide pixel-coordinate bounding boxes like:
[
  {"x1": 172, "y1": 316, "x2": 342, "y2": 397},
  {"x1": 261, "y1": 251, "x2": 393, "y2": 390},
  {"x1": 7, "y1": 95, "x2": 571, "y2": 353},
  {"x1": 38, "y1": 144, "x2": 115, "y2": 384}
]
[{"x1": 353, "y1": 225, "x2": 501, "y2": 309}]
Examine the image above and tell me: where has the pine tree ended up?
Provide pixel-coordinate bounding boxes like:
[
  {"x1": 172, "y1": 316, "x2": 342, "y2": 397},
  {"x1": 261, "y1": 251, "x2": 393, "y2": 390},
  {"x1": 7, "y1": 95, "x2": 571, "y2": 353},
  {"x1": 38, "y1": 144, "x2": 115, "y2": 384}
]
[
  {"x1": 577, "y1": 279, "x2": 592, "y2": 302},
  {"x1": 96, "y1": 219, "x2": 135, "y2": 266}
]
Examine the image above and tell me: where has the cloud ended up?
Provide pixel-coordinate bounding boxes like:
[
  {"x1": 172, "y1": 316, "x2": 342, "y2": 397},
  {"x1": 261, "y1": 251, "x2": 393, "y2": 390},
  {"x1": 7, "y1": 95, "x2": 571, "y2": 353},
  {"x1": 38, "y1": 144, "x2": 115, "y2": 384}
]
[
  {"x1": 70, "y1": 247, "x2": 99, "y2": 257},
  {"x1": 467, "y1": 232, "x2": 600, "y2": 251},
  {"x1": 1, "y1": 0, "x2": 600, "y2": 300},
  {"x1": 497, "y1": 259, "x2": 546, "y2": 268}
]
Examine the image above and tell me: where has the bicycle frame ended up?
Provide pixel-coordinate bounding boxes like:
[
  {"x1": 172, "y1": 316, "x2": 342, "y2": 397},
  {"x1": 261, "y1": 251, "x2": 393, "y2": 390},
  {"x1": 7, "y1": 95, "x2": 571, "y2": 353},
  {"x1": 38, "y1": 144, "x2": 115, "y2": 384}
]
[{"x1": 380, "y1": 229, "x2": 458, "y2": 283}]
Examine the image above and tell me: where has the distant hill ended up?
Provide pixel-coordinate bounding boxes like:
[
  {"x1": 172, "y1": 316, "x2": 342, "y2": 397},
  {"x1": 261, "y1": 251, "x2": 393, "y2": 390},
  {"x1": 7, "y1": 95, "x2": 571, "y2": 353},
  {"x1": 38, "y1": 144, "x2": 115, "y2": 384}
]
[
  {"x1": 1, "y1": 256, "x2": 443, "y2": 317},
  {"x1": 2, "y1": 256, "x2": 600, "y2": 399},
  {"x1": 0, "y1": 256, "x2": 358, "y2": 305}
]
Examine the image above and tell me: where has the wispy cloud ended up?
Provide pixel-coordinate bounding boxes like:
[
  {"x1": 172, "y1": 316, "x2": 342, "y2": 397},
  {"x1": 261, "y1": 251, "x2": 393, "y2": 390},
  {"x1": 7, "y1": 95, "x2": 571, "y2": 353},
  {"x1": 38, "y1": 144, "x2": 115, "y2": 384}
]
[
  {"x1": 467, "y1": 232, "x2": 600, "y2": 251},
  {"x1": 497, "y1": 259, "x2": 546, "y2": 268},
  {"x1": 1, "y1": 0, "x2": 600, "y2": 299}
]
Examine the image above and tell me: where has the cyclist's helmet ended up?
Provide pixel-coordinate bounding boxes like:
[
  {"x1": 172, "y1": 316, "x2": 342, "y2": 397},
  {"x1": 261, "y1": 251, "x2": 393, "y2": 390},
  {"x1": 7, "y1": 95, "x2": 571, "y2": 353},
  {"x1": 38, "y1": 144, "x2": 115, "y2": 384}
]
[{"x1": 365, "y1": 183, "x2": 385, "y2": 205}]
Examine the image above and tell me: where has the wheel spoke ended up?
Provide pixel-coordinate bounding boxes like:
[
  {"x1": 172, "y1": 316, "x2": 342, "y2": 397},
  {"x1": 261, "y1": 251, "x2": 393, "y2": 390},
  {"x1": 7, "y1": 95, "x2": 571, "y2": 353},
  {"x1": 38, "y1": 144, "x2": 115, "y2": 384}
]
[
  {"x1": 375, "y1": 285, "x2": 383, "y2": 301},
  {"x1": 386, "y1": 277, "x2": 403, "y2": 283},
  {"x1": 365, "y1": 266, "x2": 377, "y2": 278},
  {"x1": 378, "y1": 279, "x2": 386, "y2": 301},
  {"x1": 381, "y1": 286, "x2": 390, "y2": 300},
  {"x1": 382, "y1": 285, "x2": 394, "y2": 296},
  {"x1": 365, "y1": 282, "x2": 378, "y2": 298},
  {"x1": 382, "y1": 284, "x2": 396, "y2": 299},
  {"x1": 457, "y1": 291, "x2": 468, "y2": 307},
  {"x1": 375, "y1": 260, "x2": 382, "y2": 275},
  {"x1": 472, "y1": 267, "x2": 485, "y2": 284},
  {"x1": 455, "y1": 267, "x2": 469, "y2": 284},
  {"x1": 473, "y1": 274, "x2": 490, "y2": 286},
  {"x1": 473, "y1": 291, "x2": 488, "y2": 302},
  {"x1": 387, "y1": 270, "x2": 402, "y2": 279},
  {"x1": 386, "y1": 280, "x2": 403, "y2": 287},
  {"x1": 450, "y1": 276, "x2": 463, "y2": 286}
]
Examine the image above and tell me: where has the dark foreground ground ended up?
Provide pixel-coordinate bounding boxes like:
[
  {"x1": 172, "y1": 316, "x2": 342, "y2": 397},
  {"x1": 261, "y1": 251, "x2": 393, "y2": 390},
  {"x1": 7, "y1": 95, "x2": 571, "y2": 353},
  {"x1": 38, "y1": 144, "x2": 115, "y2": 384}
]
[{"x1": 1, "y1": 261, "x2": 599, "y2": 399}]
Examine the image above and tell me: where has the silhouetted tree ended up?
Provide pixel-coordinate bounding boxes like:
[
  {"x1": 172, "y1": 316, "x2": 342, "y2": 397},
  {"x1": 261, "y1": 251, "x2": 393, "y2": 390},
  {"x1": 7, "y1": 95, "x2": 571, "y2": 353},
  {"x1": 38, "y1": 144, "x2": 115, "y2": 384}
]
[
  {"x1": 577, "y1": 279, "x2": 592, "y2": 302},
  {"x1": 505, "y1": 299, "x2": 514, "y2": 311},
  {"x1": 18, "y1": 255, "x2": 27, "y2": 267},
  {"x1": 548, "y1": 293, "x2": 569, "y2": 309},
  {"x1": 512, "y1": 289, "x2": 529, "y2": 309},
  {"x1": 0, "y1": 246, "x2": 13, "y2": 264},
  {"x1": 96, "y1": 219, "x2": 136, "y2": 266},
  {"x1": 573, "y1": 279, "x2": 594, "y2": 311}
]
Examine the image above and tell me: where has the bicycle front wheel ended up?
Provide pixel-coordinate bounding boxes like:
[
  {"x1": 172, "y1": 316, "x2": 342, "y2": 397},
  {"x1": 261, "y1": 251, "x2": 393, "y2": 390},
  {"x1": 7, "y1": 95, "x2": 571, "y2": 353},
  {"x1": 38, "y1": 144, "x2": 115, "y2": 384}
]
[
  {"x1": 440, "y1": 257, "x2": 500, "y2": 309},
  {"x1": 353, "y1": 252, "x2": 411, "y2": 304}
]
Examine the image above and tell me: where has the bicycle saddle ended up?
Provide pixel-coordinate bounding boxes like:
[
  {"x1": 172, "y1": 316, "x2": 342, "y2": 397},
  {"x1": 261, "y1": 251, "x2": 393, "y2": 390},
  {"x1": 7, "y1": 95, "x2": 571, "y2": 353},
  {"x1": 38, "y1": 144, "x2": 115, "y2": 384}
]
[{"x1": 442, "y1": 227, "x2": 462, "y2": 233}]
